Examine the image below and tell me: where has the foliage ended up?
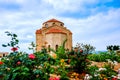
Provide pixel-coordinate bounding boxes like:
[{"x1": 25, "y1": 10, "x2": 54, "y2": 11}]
[
  {"x1": 54, "y1": 39, "x2": 68, "y2": 59},
  {"x1": 87, "y1": 65, "x2": 99, "y2": 76},
  {"x1": 0, "y1": 32, "x2": 50, "y2": 80},
  {"x1": 88, "y1": 51, "x2": 120, "y2": 62},
  {"x1": 107, "y1": 45, "x2": 120, "y2": 51},
  {"x1": 0, "y1": 31, "x2": 69, "y2": 80},
  {"x1": 75, "y1": 43, "x2": 95, "y2": 54},
  {"x1": 28, "y1": 41, "x2": 36, "y2": 53},
  {"x1": 1, "y1": 31, "x2": 119, "y2": 80},
  {"x1": 68, "y1": 43, "x2": 95, "y2": 73},
  {"x1": 0, "y1": 51, "x2": 51, "y2": 80},
  {"x1": 2, "y1": 31, "x2": 19, "y2": 48},
  {"x1": 87, "y1": 63, "x2": 117, "y2": 80}
]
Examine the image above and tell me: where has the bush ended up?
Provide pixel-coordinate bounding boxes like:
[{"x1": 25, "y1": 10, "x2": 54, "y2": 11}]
[
  {"x1": 87, "y1": 51, "x2": 120, "y2": 62},
  {"x1": 68, "y1": 43, "x2": 95, "y2": 73},
  {"x1": 0, "y1": 31, "x2": 69, "y2": 80}
]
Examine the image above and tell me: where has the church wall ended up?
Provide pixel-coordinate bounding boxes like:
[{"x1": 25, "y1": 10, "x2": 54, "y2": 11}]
[
  {"x1": 36, "y1": 34, "x2": 43, "y2": 51},
  {"x1": 45, "y1": 33, "x2": 67, "y2": 50}
]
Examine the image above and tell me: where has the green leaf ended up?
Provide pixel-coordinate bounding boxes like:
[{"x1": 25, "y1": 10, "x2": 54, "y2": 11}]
[
  {"x1": 10, "y1": 42, "x2": 14, "y2": 47},
  {"x1": 21, "y1": 72, "x2": 26, "y2": 75},
  {"x1": 15, "y1": 39, "x2": 19, "y2": 43},
  {"x1": 50, "y1": 68, "x2": 55, "y2": 73},
  {"x1": 13, "y1": 34, "x2": 17, "y2": 37},
  {"x1": 13, "y1": 67, "x2": 21, "y2": 72},
  {"x1": 11, "y1": 73, "x2": 18, "y2": 80},
  {"x1": 2, "y1": 44, "x2": 7, "y2": 47},
  {"x1": 7, "y1": 33, "x2": 12, "y2": 36},
  {"x1": 0, "y1": 72, "x2": 3, "y2": 75},
  {"x1": 7, "y1": 43, "x2": 10, "y2": 46},
  {"x1": 33, "y1": 69, "x2": 42, "y2": 74},
  {"x1": 23, "y1": 67, "x2": 29, "y2": 72}
]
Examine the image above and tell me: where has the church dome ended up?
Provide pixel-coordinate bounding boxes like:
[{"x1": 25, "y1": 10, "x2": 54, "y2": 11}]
[
  {"x1": 43, "y1": 18, "x2": 64, "y2": 24},
  {"x1": 42, "y1": 19, "x2": 64, "y2": 27}
]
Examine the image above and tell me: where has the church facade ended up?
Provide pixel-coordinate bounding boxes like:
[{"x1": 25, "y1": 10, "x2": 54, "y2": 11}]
[{"x1": 35, "y1": 19, "x2": 72, "y2": 52}]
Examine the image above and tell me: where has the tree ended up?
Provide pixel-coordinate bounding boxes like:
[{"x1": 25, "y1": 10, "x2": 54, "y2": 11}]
[{"x1": 107, "y1": 45, "x2": 120, "y2": 51}]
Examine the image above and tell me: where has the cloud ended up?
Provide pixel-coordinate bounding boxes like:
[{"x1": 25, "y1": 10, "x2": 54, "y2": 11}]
[
  {"x1": 0, "y1": 0, "x2": 120, "y2": 52},
  {"x1": 57, "y1": 8, "x2": 120, "y2": 50}
]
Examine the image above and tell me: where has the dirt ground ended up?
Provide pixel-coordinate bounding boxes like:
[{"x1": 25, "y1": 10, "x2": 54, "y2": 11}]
[{"x1": 91, "y1": 61, "x2": 120, "y2": 71}]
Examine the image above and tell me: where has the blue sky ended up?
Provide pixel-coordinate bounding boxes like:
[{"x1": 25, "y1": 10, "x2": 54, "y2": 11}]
[{"x1": 0, "y1": 0, "x2": 120, "y2": 53}]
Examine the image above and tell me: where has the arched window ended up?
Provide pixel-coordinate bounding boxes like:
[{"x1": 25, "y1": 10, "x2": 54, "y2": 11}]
[
  {"x1": 48, "y1": 45, "x2": 50, "y2": 52},
  {"x1": 55, "y1": 45, "x2": 58, "y2": 51}
]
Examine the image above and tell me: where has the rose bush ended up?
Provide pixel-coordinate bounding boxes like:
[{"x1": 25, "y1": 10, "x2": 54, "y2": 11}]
[
  {"x1": 0, "y1": 32, "x2": 70, "y2": 80},
  {"x1": 0, "y1": 32, "x2": 51, "y2": 80}
]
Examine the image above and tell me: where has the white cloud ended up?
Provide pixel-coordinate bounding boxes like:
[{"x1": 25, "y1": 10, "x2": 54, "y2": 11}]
[
  {"x1": 0, "y1": 0, "x2": 120, "y2": 52},
  {"x1": 45, "y1": 0, "x2": 81, "y2": 12},
  {"x1": 43, "y1": 0, "x2": 113, "y2": 14},
  {"x1": 59, "y1": 8, "x2": 120, "y2": 50}
]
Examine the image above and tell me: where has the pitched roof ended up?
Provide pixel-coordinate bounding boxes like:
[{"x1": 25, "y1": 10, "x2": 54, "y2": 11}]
[
  {"x1": 43, "y1": 18, "x2": 63, "y2": 24},
  {"x1": 36, "y1": 29, "x2": 42, "y2": 34},
  {"x1": 46, "y1": 28, "x2": 66, "y2": 34}
]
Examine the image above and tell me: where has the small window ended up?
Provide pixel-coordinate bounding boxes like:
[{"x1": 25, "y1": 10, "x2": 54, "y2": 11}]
[
  {"x1": 45, "y1": 24, "x2": 48, "y2": 27},
  {"x1": 53, "y1": 23, "x2": 55, "y2": 25},
  {"x1": 55, "y1": 45, "x2": 58, "y2": 51},
  {"x1": 60, "y1": 23, "x2": 63, "y2": 26},
  {"x1": 48, "y1": 45, "x2": 50, "y2": 52},
  {"x1": 3, "y1": 54, "x2": 5, "y2": 57}
]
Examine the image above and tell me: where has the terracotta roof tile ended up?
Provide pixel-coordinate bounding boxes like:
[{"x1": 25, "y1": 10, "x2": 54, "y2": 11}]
[
  {"x1": 43, "y1": 18, "x2": 63, "y2": 24},
  {"x1": 46, "y1": 28, "x2": 66, "y2": 34},
  {"x1": 36, "y1": 29, "x2": 42, "y2": 34}
]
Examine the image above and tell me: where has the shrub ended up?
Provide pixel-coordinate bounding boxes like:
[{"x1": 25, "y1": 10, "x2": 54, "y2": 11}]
[
  {"x1": 0, "y1": 31, "x2": 69, "y2": 80},
  {"x1": 68, "y1": 43, "x2": 95, "y2": 73},
  {"x1": 88, "y1": 51, "x2": 120, "y2": 62}
]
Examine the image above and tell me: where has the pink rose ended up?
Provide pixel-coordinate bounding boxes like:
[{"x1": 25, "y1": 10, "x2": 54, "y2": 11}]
[
  {"x1": 54, "y1": 77, "x2": 60, "y2": 80},
  {"x1": 49, "y1": 77, "x2": 53, "y2": 80},
  {"x1": 28, "y1": 54, "x2": 35, "y2": 59},
  {"x1": 49, "y1": 77, "x2": 60, "y2": 80}
]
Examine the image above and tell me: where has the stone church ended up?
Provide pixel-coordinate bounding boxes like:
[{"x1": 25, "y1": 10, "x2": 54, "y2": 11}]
[{"x1": 35, "y1": 19, "x2": 72, "y2": 52}]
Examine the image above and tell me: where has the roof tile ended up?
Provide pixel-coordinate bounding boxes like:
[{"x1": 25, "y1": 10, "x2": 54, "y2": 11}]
[
  {"x1": 46, "y1": 28, "x2": 66, "y2": 34},
  {"x1": 43, "y1": 18, "x2": 63, "y2": 24},
  {"x1": 36, "y1": 29, "x2": 42, "y2": 34}
]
